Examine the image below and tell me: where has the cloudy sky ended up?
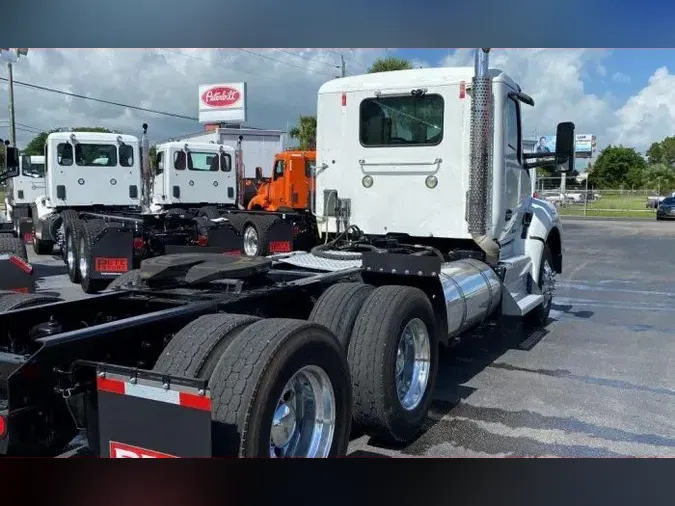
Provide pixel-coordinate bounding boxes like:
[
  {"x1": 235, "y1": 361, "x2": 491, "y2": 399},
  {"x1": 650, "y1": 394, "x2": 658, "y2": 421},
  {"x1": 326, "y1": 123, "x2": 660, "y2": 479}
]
[{"x1": 0, "y1": 48, "x2": 673, "y2": 154}]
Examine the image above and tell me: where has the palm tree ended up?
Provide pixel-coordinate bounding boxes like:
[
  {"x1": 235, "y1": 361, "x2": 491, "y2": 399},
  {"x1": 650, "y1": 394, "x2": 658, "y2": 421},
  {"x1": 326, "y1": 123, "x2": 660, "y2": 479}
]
[
  {"x1": 367, "y1": 57, "x2": 413, "y2": 73},
  {"x1": 288, "y1": 115, "x2": 317, "y2": 150}
]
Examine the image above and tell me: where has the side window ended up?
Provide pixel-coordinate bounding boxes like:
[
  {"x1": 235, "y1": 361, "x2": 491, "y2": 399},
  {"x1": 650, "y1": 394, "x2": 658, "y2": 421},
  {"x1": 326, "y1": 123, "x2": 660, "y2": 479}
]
[
  {"x1": 119, "y1": 145, "x2": 134, "y2": 167},
  {"x1": 506, "y1": 97, "x2": 521, "y2": 162},
  {"x1": 44, "y1": 144, "x2": 49, "y2": 173},
  {"x1": 220, "y1": 153, "x2": 232, "y2": 172},
  {"x1": 173, "y1": 151, "x2": 187, "y2": 171},
  {"x1": 57, "y1": 143, "x2": 73, "y2": 166},
  {"x1": 273, "y1": 160, "x2": 285, "y2": 180},
  {"x1": 305, "y1": 160, "x2": 315, "y2": 178},
  {"x1": 156, "y1": 151, "x2": 164, "y2": 175}
]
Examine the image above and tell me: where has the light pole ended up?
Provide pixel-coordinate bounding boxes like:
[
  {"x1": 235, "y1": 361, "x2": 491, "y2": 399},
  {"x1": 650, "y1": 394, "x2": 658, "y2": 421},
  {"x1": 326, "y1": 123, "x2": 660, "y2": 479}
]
[{"x1": 0, "y1": 48, "x2": 29, "y2": 147}]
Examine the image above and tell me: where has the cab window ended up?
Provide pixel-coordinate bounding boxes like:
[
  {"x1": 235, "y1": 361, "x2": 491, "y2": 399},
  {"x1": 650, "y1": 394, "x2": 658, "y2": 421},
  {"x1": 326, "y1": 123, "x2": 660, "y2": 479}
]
[
  {"x1": 273, "y1": 159, "x2": 285, "y2": 179},
  {"x1": 305, "y1": 159, "x2": 315, "y2": 178},
  {"x1": 57, "y1": 143, "x2": 73, "y2": 166},
  {"x1": 155, "y1": 151, "x2": 164, "y2": 175},
  {"x1": 506, "y1": 97, "x2": 521, "y2": 162}
]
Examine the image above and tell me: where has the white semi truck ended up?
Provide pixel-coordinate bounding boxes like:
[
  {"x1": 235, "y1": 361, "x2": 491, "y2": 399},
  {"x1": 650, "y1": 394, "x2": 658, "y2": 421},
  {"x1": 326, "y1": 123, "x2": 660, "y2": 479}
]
[
  {"x1": 4, "y1": 155, "x2": 45, "y2": 240},
  {"x1": 0, "y1": 49, "x2": 572, "y2": 458}
]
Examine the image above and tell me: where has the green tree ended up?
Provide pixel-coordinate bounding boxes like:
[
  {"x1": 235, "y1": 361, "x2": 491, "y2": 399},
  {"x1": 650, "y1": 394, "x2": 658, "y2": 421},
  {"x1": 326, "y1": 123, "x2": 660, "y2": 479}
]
[
  {"x1": 367, "y1": 57, "x2": 413, "y2": 73},
  {"x1": 288, "y1": 115, "x2": 317, "y2": 150},
  {"x1": 646, "y1": 136, "x2": 675, "y2": 167},
  {"x1": 23, "y1": 127, "x2": 113, "y2": 156},
  {"x1": 587, "y1": 145, "x2": 646, "y2": 188},
  {"x1": 642, "y1": 163, "x2": 675, "y2": 193}
]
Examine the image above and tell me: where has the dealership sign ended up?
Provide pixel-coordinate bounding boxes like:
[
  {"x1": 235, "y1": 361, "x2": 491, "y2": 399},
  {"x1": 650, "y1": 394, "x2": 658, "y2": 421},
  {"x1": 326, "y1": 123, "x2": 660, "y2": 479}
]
[
  {"x1": 198, "y1": 82, "x2": 247, "y2": 124},
  {"x1": 533, "y1": 134, "x2": 596, "y2": 159}
]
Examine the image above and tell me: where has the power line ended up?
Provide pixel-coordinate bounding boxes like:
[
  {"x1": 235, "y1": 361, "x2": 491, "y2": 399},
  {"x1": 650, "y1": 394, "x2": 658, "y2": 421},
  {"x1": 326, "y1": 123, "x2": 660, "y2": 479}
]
[
  {"x1": 0, "y1": 77, "x2": 198, "y2": 121},
  {"x1": 160, "y1": 49, "x2": 278, "y2": 80},
  {"x1": 273, "y1": 49, "x2": 339, "y2": 70},
  {"x1": 237, "y1": 49, "x2": 336, "y2": 77}
]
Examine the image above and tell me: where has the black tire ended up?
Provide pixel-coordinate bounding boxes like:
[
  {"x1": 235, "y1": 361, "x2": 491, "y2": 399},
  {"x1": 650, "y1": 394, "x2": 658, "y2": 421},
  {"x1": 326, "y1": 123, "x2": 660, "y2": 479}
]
[
  {"x1": 348, "y1": 285, "x2": 439, "y2": 444},
  {"x1": 63, "y1": 218, "x2": 83, "y2": 282},
  {"x1": 153, "y1": 313, "x2": 260, "y2": 380},
  {"x1": 198, "y1": 206, "x2": 221, "y2": 220},
  {"x1": 0, "y1": 293, "x2": 62, "y2": 313},
  {"x1": 59, "y1": 209, "x2": 79, "y2": 263},
  {"x1": 524, "y1": 243, "x2": 555, "y2": 328},
  {"x1": 224, "y1": 213, "x2": 247, "y2": 234},
  {"x1": 0, "y1": 237, "x2": 28, "y2": 262},
  {"x1": 309, "y1": 282, "x2": 375, "y2": 350},
  {"x1": 208, "y1": 318, "x2": 352, "y2": 457},
  {"x1": 77, "y1": 220, "x2": 111, "y2": 294},
  {"x1": 12, "y1": 207, "x2": 28, "y2": 238},
  {"x1": 106, "y1": 269, "x2": 146, "y2": 291},
  {"x1": 241, "y1": 215, "x2": 281, "y2": 256}
]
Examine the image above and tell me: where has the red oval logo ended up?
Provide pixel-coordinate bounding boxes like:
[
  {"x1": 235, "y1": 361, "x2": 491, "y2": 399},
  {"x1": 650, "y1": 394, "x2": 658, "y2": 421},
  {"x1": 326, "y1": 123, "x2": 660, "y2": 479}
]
[{"x1": 201, "y1": 86, "x2": 240, "y2": 107}]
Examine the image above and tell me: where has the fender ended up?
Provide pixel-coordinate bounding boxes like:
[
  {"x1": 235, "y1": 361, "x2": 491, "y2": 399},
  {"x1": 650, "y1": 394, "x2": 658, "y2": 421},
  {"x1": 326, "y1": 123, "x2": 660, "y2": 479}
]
[{"x1": 520, "y1": 197, "x2": 563, "y2": 283}]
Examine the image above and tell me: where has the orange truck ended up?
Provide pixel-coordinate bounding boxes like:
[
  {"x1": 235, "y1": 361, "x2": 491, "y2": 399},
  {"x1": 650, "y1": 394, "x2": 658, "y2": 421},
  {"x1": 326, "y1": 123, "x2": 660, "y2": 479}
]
[{"x1": 223, "y1": 150, "x2": 319, "y2": 256}]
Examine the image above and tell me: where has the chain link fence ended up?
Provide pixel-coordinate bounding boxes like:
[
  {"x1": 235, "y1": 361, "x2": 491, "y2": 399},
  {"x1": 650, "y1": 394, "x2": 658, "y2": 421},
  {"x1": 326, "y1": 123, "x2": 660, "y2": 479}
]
[{"x1": 535, "y1": 175, "x2": 673, "y2": 218}]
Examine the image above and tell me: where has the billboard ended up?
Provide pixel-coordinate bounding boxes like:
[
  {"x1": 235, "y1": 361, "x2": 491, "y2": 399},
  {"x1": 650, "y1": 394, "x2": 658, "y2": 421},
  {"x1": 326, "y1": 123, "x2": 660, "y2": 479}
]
[
  {"x1": 198, "y1": 82, "x2": 247, "y2": 124},
  {"x1": 533, "y1": 134, "x2": 596, "y2": 159}
]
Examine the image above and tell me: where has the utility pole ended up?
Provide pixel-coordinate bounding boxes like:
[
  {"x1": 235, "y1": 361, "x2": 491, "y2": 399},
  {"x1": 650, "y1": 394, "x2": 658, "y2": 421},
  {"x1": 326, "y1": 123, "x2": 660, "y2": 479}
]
[
  {"x1": 341, "y1": 54, "x2": 345, "y2": 77},
  {"x1": 7, "y1": 61, "x2": 16, "y2": 146}
]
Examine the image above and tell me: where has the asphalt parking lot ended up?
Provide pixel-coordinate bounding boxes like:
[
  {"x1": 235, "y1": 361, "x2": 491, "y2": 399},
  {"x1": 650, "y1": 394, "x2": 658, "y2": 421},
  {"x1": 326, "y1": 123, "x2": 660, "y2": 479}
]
[{"x1": 26, "y1": 218, "x2": 675, "y2": 457}]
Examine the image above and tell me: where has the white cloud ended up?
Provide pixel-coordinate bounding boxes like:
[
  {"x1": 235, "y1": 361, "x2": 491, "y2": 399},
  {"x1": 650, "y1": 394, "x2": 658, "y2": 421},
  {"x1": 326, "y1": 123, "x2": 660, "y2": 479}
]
[
  {"x1": 612, "y1": 72, "x2": 630, "y2": 83},
  {"x1": 0, "y1": 49, "x2": 388, "y2": 147},
  {"x1": 609, "y1": 66, "x2": 675, "y2": 149}
]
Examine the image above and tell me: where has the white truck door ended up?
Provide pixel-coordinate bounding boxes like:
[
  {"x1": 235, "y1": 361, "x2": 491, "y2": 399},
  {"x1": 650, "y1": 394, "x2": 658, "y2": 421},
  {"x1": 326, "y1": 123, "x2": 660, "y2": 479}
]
[
  {"x1": 500, "y1": 90, "x2": 527, "y2": 259},
  {"x1": 169, "y1": 149, "x2": 235, "y2": 205}
]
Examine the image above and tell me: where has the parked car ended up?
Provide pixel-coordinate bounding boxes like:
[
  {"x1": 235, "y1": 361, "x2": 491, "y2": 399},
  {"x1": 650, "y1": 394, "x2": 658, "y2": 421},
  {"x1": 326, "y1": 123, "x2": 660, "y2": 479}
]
[
  {"x1": 647, "y1": 196, "x2": 666, "y2": 209},
  {"x1": 656, "y1": 196, "x2": 675, "y2": 220}
]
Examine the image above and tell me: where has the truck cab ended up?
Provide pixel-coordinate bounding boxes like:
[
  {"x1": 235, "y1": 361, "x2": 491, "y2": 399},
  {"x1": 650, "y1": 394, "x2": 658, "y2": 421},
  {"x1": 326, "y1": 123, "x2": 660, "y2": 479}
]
[
  {"x1": 247, "y1": 150, "x2": 316, "y2": 212},
  {"x1": 151, "y1": 141, "x2": 236, "y2": 209},
  {"x1": 4, "y1": 155, "x2": 46, "y2": 236},
  {"x1": 41, "y1": 131, "x2": 142, "y2": 209}
]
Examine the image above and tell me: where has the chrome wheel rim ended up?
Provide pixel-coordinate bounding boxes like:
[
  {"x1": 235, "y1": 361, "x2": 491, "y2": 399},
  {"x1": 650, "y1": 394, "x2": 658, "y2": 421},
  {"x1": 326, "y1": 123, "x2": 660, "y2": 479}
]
[
  {"x1": 540, "y1": 260, "x2": 556, "y2": 306},
  {"x1": 79, "y1": 237, "x2": 88, "y2": 279},
  {"x1": 243, "y1": 225, "x2": 259, "y2": 256},
  {"x1": 395, "y1": 318, "x2": 431, "y2": 411},
  {"x1": 269, "y1": 365, "x2": 336, "y2": 458},
  {"x1": 66, "y1": 233, "x2": 76, "y2": 271}
]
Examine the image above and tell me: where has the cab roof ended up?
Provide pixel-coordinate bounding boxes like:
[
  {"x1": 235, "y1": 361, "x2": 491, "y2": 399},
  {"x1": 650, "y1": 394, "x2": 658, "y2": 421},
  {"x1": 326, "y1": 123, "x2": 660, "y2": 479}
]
[
  {"x1": 47, "y1": 131, "x2": 139, "y2": 144},
  {"x1": 157, "y1": 141, "x2": 236, "y2": 152},
  {"x1": 318, "y1": 67, "x2": 521, "y2": 94}
]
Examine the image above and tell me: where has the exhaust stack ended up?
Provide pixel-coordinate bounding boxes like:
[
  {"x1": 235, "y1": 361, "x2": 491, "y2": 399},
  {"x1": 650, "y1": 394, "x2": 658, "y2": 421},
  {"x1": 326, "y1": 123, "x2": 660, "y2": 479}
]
[
  {"x1": 467, "y1": 48, "x2": 500, "y2": 264},
  {"x1": 141, "y1": 123, "x2": 151, "y2": 210}
]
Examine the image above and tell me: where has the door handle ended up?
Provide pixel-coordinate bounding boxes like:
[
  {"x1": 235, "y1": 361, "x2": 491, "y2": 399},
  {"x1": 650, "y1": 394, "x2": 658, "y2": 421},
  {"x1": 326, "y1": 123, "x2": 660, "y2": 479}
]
[{"x1": 505, "y1": 209, "x2": 513, "y2": 221}]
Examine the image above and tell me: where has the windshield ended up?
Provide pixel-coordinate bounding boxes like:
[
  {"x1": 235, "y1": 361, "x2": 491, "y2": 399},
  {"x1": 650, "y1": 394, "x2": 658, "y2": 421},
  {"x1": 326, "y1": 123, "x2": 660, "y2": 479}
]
[
  {"x1": 174, "y1": 151, "x2": 232, "y2": 172},
  {"x1": 22, "y1": 163, "x2": 45, "y2": 178}
]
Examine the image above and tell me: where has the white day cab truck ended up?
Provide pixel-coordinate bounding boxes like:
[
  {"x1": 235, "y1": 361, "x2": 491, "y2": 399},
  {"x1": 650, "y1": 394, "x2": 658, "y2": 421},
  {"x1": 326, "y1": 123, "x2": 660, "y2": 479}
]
[
  {"x1": 4, "y1": 155, "x2": 45, "y2": 242},
  {"x1": 0, "y1": 49, "x2": 571, "y2": 458}
]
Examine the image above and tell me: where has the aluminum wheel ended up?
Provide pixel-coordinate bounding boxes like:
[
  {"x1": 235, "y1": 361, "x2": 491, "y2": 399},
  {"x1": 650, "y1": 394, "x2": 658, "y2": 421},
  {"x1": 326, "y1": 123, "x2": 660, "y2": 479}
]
[
  {"x1": 540, "y1": 259, "x2": 556, "y2": 306},
  {"x1": 66, "y1": 232, "x2": 76, "y2": 271},
  {"x1": 243, "y1": 225, "x2": 259, "y2": 256},
  {"x1": 395, "y1": 318, "x2": 431, "y2": 411},
  {"x1": 79, "y1": 237, "x2": 88, "y2": 280},
  {"x1": 269, "y1": 365, "x2": 336, "y2": 458}
]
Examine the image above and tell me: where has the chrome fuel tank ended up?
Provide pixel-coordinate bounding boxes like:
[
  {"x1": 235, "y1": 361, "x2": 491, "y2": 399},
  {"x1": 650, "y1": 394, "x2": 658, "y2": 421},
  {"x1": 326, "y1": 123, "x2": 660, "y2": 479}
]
[{"x1": 439, "y1": 258, "x2": 502, "y2": 338}]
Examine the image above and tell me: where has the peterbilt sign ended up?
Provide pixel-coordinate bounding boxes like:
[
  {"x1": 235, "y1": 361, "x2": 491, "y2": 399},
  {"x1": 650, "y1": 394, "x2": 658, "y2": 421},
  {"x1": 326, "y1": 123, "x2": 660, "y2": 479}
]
[{"x1": 198, "y1": 82, "x2": 247, "y2": 124}]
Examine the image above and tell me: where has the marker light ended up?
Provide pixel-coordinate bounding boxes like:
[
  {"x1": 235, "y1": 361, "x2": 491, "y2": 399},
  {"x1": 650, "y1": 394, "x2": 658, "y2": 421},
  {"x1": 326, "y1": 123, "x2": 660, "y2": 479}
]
[
  {"x1": 362, "y1": 175, "x2": 373, "y2": 188},
  {"x1": 425, "y1": 175, "x2": 438, "y2": 189}
]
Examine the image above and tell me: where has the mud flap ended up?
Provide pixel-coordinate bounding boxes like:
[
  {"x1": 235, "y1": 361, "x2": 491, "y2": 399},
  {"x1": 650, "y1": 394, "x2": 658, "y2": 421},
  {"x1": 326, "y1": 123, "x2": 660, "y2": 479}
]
[
  {"x1": 0, "y1": 254, "x2": 35, "y2": 293},
  {"x1": 18, "y1": 217, "x2": 33, "y2": 243},
  {"x1": 89, "y1": 227, "x2": 134, "y2": 280},
  {"x1": 203, "y1": 221, "x2": 244, "y2": 254},
  {"x1": 96, "y1": 366, "x2": 212, "y2": 458},
  {"x1": 266, "y1": 219, "x2": 294, "y2": 254}
]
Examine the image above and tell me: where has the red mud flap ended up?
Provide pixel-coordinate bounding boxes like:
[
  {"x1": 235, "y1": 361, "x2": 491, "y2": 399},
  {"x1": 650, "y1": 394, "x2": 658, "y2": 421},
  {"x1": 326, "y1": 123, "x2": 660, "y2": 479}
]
[
  {"x1": 0, "y1": 254, "x2": 35, "y2": 293},
  {"x1": 90, "y1": 227, "x2": 134, "y2": 280},
  {"x1": 96, "y1": 366, "x2": 212, "y2": 458}
]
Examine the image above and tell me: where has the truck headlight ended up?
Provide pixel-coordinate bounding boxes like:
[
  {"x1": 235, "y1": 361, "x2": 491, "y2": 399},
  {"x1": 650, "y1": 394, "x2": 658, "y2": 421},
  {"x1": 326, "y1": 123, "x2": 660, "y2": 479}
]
[{"x1": 362, "y1": 175, "x2": 373, "y2": 188}]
